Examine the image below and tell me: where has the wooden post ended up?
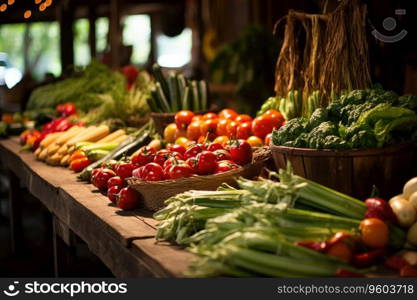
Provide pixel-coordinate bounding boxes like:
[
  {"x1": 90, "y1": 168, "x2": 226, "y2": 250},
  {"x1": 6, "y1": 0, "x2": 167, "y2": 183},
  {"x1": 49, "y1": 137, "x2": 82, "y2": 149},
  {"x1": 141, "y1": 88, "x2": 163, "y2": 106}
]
[
  {"x1": 109, "y1": 0, "x2": 122, "y2": 69},
  {"x1": 58, "y1": 0, "x2": 75, "y2": 72},
  {"x1": 8, "y1": 170, "x2": 23, "y2": 255},
  {"x1": 53, "y1": 215, "x2": 75, "y2": 277},
  {"x1": 88, "y1": 4, "x2": 97, "y2": 59}
]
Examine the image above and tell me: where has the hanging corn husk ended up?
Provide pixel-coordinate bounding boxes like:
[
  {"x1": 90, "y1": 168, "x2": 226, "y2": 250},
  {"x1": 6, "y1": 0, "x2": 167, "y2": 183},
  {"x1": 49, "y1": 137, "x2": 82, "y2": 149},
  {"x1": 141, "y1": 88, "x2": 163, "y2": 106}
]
[{"x1": 274, "y1": 0, "x2": 371, "y2": 110}]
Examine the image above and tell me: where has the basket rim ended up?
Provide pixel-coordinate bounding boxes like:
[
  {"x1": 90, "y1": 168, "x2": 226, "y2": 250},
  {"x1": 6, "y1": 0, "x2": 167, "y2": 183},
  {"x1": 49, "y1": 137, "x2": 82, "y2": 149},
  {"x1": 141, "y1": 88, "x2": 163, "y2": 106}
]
[{"x1": 270, "y1": 141, "x2": 417, "y2": 157}]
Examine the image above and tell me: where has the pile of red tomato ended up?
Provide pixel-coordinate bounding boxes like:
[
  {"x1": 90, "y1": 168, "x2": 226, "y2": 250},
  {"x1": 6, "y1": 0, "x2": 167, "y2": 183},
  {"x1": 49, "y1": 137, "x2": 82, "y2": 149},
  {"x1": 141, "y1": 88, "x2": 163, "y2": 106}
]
[
  {"x1": 164, "y1": 108, "x2": 284, "y2": 149},
  {"x1": 90, "y1": 139, "x2": 253, "y2": 210}
]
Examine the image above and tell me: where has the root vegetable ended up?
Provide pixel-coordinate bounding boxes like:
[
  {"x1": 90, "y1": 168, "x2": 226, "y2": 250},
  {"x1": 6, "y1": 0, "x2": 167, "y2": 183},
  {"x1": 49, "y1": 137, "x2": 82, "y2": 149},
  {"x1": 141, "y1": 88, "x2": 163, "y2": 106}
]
[
  {"x1": 409, "y1": 191, "x2": 417, "y2": 210},
  {"x1": 407, "y1": 222, "x2": 417, "y2": 247},
  {"x1": 403, "y1": 177, "x2": 417, "y2": 199},
  {"x1": 389, "y1": 196, "x2": 417, "y2": 227}
]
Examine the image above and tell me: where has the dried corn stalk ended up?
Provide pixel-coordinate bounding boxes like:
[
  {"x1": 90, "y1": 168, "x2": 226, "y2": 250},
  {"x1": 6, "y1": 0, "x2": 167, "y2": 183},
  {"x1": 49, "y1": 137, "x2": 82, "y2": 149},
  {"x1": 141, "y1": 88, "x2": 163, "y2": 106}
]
[{"x1": 274, "y1": 0, "x2": 371, "y2": 108}]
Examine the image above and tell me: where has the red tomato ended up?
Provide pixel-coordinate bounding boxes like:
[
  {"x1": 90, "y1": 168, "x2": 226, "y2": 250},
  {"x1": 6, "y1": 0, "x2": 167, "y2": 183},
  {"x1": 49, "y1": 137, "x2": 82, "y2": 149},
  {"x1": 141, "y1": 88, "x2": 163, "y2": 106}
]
[
  {"x1": 153, "y1": 149, "x2": 172, "y2": 166},
  {"x1": 213, "y1": 149, "x2": 232, "y2": 161},
  {"x1": 184, "y1": 144, "x2": 204, "y2": 160},
  {"x1": 325, "y1": 242, "x2": 353, "y2": 263},
  {"x1": 115, "y1": 162, "x2": 135, "y2": 179},
  {"x1": 175, "y1": 110, "x2": 194, "y2": 130},
  {"x1": 117, "y1": 187, "x2": 140, "y2": 210},
  {"x1": 92, "y1": 169, "x2": 116, "y2": 191},
  {"x1": 132, "y1": 166, "x2": 145, "y2": 179},
  {"x1": 191, "y1": 114, "x2": 204, "y2": 122},
  {"x1": 70, "y1": 157, "x2": 92, "y2": 173},
  {"x1": 203, "y1": 112, "x2": 218, "y2": 120},
  {"x1": 264, "y1": 133, "x2": 272, "y2": 146},
  {"x1": 169, "y1": 144, "x2": 186, "y2": 156},
  {"x1": 201, "y1": 119, "x2": 219, "y2": 140},
  {"x1": 264, "y1": 109, "x2": 285, "y2": 124},
  {"x1": 142, "y1": 163, "x2": 165, "y2": 181},
  {"x1": 186, "y1": 157, "x2": 198, "y2": 174},
  {"x1": 252, "y1": 115, "x2": 280, "y2": 139},
  {"x1": 169, "y1": 163, "x2": 194, "y2": 179},
  {"x1": 229, "y1": 140, "x2": 253, "y2": 165},
  {"x1": 216, "y1": 119, "x2": 230, "y2": 137},
  {"x1": 207, "y1": 142, "x2": 223, "y2": 152},
  {"x1": 187, "y1": 121, "x2": 202, "y2": 141},
  {"x1": 131, "y1": 146, "x2": 157, "y2": 167},
  {"x1": 235, "y1": 114, "x2": 253, "y2": 123},
  {"x1": 236, "y1": 122, "x2": 252, "y2": 140},
  {"x1": 226, "y1": 121, "x2": 240, "y2": 139},
  {"x1": 107, "y1": 185, "x2": 121, "y2": 203},
  {"x1": 107, "y1": 176, "x2": 123, "y2": 189},
  {"x1": 218, "y1": 109, "x2": 238, "y2": 120},
  {"x1": 91, "y1": 168, "x2": 101, "y2": 179},
  {"x1": 70, "y1": 149, "x2": 86, "y2": 161},
  {"x1": 215, "y1": 160, "x2": 240, "y2": 173},
  {"x1": 195, "y1": 151, "x2": 217, "y2": 175}
]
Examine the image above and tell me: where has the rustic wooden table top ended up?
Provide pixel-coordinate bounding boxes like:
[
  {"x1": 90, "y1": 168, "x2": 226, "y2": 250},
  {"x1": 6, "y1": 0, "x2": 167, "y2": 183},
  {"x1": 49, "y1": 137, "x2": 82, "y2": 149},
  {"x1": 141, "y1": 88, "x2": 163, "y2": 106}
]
[{"x1": 0, "y1": 137, "x2": 194, "y2": 278}]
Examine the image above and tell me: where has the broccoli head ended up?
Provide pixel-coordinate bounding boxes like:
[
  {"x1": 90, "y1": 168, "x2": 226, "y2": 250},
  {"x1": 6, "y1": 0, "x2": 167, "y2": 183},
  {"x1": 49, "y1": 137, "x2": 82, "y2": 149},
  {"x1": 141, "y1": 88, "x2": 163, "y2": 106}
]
[
  {"x1": 323, "y1": 135, "x2": 349, "y2": 150},
  {"x1": 307, "y1": 108, "x2": 328, "y2": 130},
  {"x1": 349, "y1": 130, "x2": 378, "y2": 149},
  {"x1": 272, "y1": 118, "x2": 307, "y2": 145},
  {"x1": 307, "y1": 121, "x2": 338, "y2": 149}
]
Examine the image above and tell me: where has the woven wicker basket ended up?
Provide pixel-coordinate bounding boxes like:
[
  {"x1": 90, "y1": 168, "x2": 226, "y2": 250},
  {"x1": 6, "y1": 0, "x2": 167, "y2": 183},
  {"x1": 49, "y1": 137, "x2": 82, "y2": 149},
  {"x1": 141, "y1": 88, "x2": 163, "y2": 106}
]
[{"x1": 127, "y1": 147, "x2": 271, "y2": 211}]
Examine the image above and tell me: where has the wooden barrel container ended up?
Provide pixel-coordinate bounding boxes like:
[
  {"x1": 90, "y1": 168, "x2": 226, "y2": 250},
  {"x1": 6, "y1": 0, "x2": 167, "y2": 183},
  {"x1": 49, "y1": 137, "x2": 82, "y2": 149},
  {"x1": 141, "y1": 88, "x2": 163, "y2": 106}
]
[
  {"x1": 150, "y1": 112, "x2": 175, "y2": 136},
  {"x1": 270, "y1": 143, "x2": 417, "y2": 200}
]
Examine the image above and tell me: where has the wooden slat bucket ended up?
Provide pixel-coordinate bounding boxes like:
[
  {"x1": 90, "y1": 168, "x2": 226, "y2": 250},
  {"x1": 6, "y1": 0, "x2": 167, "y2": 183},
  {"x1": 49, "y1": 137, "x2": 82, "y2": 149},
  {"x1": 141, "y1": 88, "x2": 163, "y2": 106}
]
[{"x1": 270, "y1": 143, "x2": 417, "y2": 200}]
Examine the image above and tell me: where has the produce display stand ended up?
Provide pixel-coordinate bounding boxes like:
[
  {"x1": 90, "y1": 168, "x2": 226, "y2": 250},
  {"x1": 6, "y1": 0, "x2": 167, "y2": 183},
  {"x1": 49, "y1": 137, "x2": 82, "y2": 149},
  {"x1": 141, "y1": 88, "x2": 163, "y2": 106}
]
[{"x1": 0, "y1": 137, "x2": 194, "y2": 278}]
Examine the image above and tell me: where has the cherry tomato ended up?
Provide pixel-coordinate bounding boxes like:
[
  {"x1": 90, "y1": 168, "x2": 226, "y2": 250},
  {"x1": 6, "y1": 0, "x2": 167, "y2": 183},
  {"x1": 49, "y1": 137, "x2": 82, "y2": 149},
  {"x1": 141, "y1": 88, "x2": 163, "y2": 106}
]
[
  {"x1": 117, "y1": 187, "x2": 140, "y2": 210},
  {"x1": 175, "y1": 137, "x2": 190, "y2": 148},
  {"x1": 213, "y1": 135, "x2": 229, "y2": 146},
  {"x1": 174, "y1": 128, "x2": 187, "y2": 140},
  {"x1": 247, "y1": 136, "x2": 263, "y2": 147},
  {"x1": 201, "y1": 119, "x2": 219, "y2": 140},
  {"x1": 70, "y1": 157, "x2": 92, "y2": 173},
  {"x1": 187, "y1": 121, "x2": 202, "y2": 141},
  {"x1": 131, "y1": 146, "x2": 157, "y2": 167},
  {"x1": 92, "y1": 168, "x2": 116, "y2": 191},
  {"x1": 236, "y1": 122, "x2": 252, "y2": 139},
  {"x1": 191, "y1": 114, "x2": 204, "y2": 122},
  {"x1": 207, "y1": 142, "x2": 223, "y2": 152},
  {"x1": 101, "y1": 159, "x2": 118, "y2": 171},
  {"x1": 169, "y1": 163, "x2": 194, "y2": 179},
  {"x1": 175, "y1": 110, "x2": 194, "y2": 130},
  {"x1": 226, "y1": 121, "x2": 240, "y2": 139},
  {"x1": 215, "y1": 160, "x2": 240, "y2": 174},
  {"x1": 107, "y1": 185, "x2": 121, "y2": 203},
  {"x1": 360, "y1": 218, "x2": 389, "y2": 248},
  {"x1": 107, "y1": 176, "x2": 124, "y2": 189},
  {"x1": 164, "y1": 123, "x2": 178, "y2": 143},
  {"x1": 115, "y1": 162, "x2": 135, "y2": 179},
  {"x1": 195, "y1": 151, "x2": 217, "y2": 175},
  {"x1": 229, "y1": 140, "x2": 253, "y2": 165},
  {"x1": 216, "y1": 119, "x2": 230, "y2": 137},
  {"x1": 252, "y1": 115, "x2": 280, "y2": 139},
  {"x1": 213, "y1": 149, "x2": 232, "y2": 161},
  {"x1": 325, "y1": 242, "x2": 353, "y2": 263},
  {"x1": 184, "y1": 144, "x2": 203, "y2": 160},
  {"x1": 218, "y1": 109, "x2": 238, "y2": 120},
  {"x1": 264, "y1": 133, "x2": 272, "y2": 146},
  {"x1": 203, "y1": 112, "x2": 218, "y2": 120},
  {"x1": 264, "y1": 109, "x2": 285, "y2": 124},
  {"x1": 235, "y1": 114, "x2": 253, "y2": 123}
]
